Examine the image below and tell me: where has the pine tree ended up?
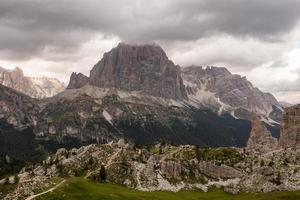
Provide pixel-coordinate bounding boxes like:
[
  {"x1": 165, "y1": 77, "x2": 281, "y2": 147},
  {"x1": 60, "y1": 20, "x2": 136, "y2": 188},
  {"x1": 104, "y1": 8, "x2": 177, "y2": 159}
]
[
  {"x1": 14, "y1": 174, "x2": 19, "y2": 184},
  {"x1": 4, "y1": 177, "x2": 9, "y2": 185},
  {"x1": 99, "y1": 165, "x2": 107, "y2": 182}
]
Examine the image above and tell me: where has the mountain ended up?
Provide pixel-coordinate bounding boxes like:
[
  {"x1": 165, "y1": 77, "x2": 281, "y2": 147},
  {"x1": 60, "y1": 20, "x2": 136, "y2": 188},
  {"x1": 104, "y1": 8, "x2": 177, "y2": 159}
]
[
  {"x1": 69, "y1": 43, "x2": 187, "y2": 100},
  {"x1": 32, "y1": 43, "x2": 283, "y2": 147},
  {"x1": 2, "y1": 43, "x2": 300, "y2": 199},
  {"x1": 28, "y1": 77, "x2": 65, "y2": 98},
  {"x1": 0, "y1": 43, "x2": 284, "y2": 159},
  {"x1": 0, "y1": 66, "x2": 65, "y2": 98},
  {"x1": 47, "y1": 43, "x2": 258, "y2": 147},
  {"x1": 182, "y1": 66, "x2": 282, "y2": 124}
]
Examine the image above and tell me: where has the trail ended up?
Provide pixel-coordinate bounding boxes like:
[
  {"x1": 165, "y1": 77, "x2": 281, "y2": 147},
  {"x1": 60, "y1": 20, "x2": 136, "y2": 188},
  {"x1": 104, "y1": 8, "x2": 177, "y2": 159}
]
[
  {"x1": 84, "y1": 144, "x2": 126, "y2": 179},
  {"x1": 106, "y1": 146, "x2": 124, "y2": 167},
  {"x1": 25, "y1": 179, "x2": 65, "y2": 200}
]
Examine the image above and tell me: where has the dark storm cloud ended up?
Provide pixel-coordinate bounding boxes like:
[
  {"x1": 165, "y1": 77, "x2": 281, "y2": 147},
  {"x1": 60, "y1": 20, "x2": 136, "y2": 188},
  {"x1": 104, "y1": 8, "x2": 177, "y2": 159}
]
[{"x1": 1, "y1": 0, "x2": 300, "y2": 60}]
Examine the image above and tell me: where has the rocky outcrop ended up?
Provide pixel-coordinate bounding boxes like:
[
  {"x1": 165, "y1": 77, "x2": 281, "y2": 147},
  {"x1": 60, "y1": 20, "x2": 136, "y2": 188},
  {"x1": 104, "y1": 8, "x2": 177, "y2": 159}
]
[
  {"x1": 89, "y1": 43, "x2": 187, "y2": 100},
  {"x1": 182, "y1": 66, "x2": 282, "y2": 122},
  {"x1": 67, "y1": 72, "x2": 89, "y2": 89},
  {"x1": 4, "y1": 142, "x2": 246, "y2": 199},
  {"x1": 198, "y1": 161, "x2": 242, "y2": 179},
  {"x1": 5, "y1": 141, "x2": 300, "y2": 199},
  {"x1": 0, "y1": 66, "x2": 65, "y2": 98},
  {"x1": 279, "y1": 104, "x2": 300, "y2": 148},
  {"x1": 246, "y1": 116, "x2": 278, "y2": 154}
]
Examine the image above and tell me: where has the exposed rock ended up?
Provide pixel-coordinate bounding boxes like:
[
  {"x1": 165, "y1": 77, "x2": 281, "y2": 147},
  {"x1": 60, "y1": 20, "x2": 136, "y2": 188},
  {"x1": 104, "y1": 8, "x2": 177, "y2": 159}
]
[
  {"x1": 28, "y1": 76, "x2": 65, "y2": 98},
  {"x1": 89, "y1": 43, "x2": 187, "y2": 100},
  {"x1": 182, "y1": 66, "x2": 282, "y2": 122},
  {"x1": 67, "y1": 72, "x2": 89, "y2": 89},
  {"x1": 279, "y1": 104, "x2": 300, "y2": 148},
  {"x1": 246, "y1": 116, "x2": 278, "y2": 154},
  {"x1": 0, "y1": 66, "x2": 65, "y2": 98},
  {"x1": 5, "y1": 142, "x2": 300, "y2": 199},
  {"x1": 257, "y1": 166, "x2": 274, "y2": 176},
  {"x1": 198, "y1": 161, "x2": 243, "y2": 179}
]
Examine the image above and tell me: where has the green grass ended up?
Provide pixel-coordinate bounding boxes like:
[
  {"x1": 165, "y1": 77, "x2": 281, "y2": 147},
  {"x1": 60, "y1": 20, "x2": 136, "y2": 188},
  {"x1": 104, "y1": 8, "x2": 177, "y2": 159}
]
[{"x1": 36, "y1": 178, "x2": 300, "y2": 200}]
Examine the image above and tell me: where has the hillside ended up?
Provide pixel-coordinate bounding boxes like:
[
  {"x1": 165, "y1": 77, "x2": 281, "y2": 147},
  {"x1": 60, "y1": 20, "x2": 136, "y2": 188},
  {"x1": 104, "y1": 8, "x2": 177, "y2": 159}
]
[{"x1": 37, "y1": 178, "x2": 300, "y2": 200}]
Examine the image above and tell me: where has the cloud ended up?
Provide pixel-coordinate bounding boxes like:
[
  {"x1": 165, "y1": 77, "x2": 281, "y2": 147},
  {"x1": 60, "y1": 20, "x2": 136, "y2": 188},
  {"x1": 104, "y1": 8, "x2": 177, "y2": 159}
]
[{"x1": 1, "y1": 0, "x2": 300, "y2": 60}]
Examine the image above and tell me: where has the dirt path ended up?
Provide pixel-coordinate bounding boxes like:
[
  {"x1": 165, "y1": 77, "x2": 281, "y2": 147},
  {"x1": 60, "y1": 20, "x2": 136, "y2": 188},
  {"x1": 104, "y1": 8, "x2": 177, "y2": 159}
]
[
  {"x1": 25, "y1": 179, "x2": 65, "y2": 200},
  {"x1": 84, "y1": 145, "x2": 126, "y2": 179},
  {"x1": 106, "y1": 147, "x2": 123, "y2": 167}
]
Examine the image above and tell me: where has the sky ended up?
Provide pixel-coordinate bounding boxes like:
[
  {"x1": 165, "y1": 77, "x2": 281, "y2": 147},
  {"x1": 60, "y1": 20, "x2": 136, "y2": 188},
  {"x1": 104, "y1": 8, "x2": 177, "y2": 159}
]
[{"x1": 0, "y1": 0, "x2": 300, "y2": 103}]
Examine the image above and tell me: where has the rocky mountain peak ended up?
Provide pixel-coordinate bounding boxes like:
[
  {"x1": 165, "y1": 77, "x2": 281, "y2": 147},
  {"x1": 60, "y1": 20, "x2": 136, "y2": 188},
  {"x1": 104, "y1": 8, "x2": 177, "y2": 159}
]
[
  {"x1": 88, "y1": 43, "x2": 187, "y2": 100},
  {"x1": 184, "y1": 66, "x2": 231, "y2": 77},
  {"x1": 12, "y1": 66, "x2": 24, "y2": 75},
  {"x1": 0, "y1": 66, "x2": 65, "y2": 98},
  {"x1": 246, "y1": 116, "x2": 278, "y2": 154},
  {"x1": 67, "y1": 72, "x2": 89, "y2": 89},
  {"x1": 182, "y1": 65, "x2": 282, "y2": 122}
]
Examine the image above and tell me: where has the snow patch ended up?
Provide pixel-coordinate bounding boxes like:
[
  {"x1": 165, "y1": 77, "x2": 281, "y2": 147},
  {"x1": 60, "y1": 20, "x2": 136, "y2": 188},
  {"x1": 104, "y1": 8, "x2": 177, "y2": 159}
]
[
  {"x1": 216, "y1": 97, "x2": 231, "y2": 115},
  {"x1": 102, "y1": 110, "x2": 113, "y2": 125},
  {"x1": 187, "y1": 81, "x2": 218, "y2": 106},
  {"x1": 230, "y1": 111, "x2": 238, "y2": 119},
  {"x1": 261, "y1": 116, "x2": 279, "y2": 127}
]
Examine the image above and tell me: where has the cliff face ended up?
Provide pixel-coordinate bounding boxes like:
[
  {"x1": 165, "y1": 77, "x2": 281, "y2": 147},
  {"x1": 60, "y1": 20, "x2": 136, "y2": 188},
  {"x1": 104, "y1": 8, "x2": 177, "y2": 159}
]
[
  {"x1": 0, "y1": 67, "x2": 65, "y2": 98},
  {"x1": 67, "y1": 72, "x2": 89, "y2": 89},
  {"x1": 88, "y1": 43, "x2": 187, "y2": 100},
  {"x1": 246, "y1": 116, "x2": 278, "y2": 154},
  {"x1": 279, "y1": 104, "x2": 300, "y2": 148}
]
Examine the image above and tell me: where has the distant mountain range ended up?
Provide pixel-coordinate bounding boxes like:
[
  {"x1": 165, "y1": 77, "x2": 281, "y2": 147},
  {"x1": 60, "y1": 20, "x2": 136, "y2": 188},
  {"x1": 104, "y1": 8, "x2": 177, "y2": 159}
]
[{"x1": 0, "y1": 66, "x2": 65, "y2": 98}]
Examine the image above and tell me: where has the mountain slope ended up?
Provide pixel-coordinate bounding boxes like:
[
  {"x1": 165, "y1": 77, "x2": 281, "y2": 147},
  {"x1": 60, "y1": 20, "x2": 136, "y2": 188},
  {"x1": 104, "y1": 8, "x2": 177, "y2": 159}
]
[
  {"x1": 182, "y1": 66, "x2": 282, "y2": 123},
  {"x1": 0, "y1": 84, "x2": 44, "y2": 178},
  {"x1": 37, "y1": 85, "x2": 251, "y2": 147},
  {"x1": 0, "y1": 66, "x2": 65, "y2": 98}
]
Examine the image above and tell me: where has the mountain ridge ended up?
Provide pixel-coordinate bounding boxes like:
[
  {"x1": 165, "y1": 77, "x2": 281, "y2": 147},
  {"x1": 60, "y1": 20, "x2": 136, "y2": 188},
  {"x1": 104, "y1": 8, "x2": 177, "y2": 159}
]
[
  {"x1": 0, "y1": 66, "x2": 65, "y2": 98},
  {"x1": 67, "y1": 43, "x2": 282, "y2": 123}
]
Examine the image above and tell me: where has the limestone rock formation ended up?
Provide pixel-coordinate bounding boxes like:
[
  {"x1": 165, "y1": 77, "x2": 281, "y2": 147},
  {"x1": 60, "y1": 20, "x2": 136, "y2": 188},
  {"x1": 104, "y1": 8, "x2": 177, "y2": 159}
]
[
  {"x1": 89, "y1": 43, "x2": 187, "y2": 100},
  {"x1": 279, "y1": 104, "x2": 300, "y2": 148},
  {"x1": 67, "y1": 72, "x2": 89, "y2": 89},
  {"x1": 0, "y1": 66, "x2": 65, "y2": 98},
  {"x1": 246, "y1": 116, "x2": 278, "y2": 154},
  {"x1": 28, "y1": 77, "x2": 65, "y2": 98},
  {"x1": 182, "y1": 66, "x2": 282, "y2": 122}
]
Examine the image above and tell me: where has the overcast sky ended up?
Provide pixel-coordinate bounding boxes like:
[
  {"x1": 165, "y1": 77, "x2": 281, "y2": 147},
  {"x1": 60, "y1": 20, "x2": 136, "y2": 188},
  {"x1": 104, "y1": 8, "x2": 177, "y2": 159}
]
[{"x1": 1, "y1": 0, "x2": 300, "y2": 103}]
